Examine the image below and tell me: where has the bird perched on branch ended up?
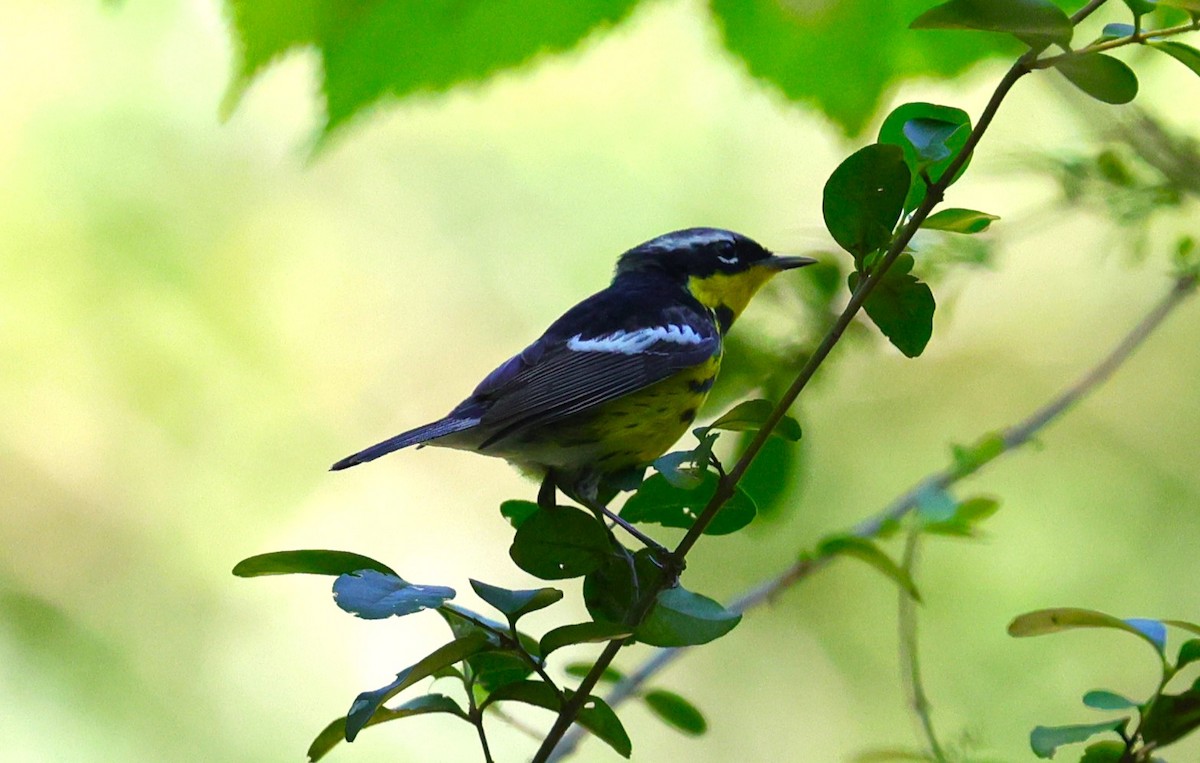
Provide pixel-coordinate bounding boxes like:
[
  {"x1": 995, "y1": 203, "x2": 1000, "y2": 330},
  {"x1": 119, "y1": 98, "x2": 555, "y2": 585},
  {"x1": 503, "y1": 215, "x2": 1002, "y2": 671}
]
[{"x1": 332, "y1": 228, "x2": 814, "y2": 541}]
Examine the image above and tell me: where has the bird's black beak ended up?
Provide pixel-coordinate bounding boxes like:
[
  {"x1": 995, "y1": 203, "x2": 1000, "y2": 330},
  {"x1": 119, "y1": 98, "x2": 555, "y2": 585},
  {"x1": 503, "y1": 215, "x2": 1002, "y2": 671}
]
[{"x1": 765, "y1": 254, "x2": 819, "y2": 271}]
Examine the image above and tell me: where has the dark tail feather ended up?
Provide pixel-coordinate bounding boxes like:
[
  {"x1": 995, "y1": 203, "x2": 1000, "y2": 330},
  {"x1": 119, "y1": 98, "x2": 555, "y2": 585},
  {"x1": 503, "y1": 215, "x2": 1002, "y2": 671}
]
[{"x1": 330, "y1": 417, "x2": 480, "y2": 471}]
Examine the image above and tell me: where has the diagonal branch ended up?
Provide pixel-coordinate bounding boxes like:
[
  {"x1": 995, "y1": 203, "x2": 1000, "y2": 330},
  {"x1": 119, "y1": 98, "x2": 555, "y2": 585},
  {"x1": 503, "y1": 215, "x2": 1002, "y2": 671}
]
[{"x1": 545, "y1": 272, "x2": 1196, "y2": 760}]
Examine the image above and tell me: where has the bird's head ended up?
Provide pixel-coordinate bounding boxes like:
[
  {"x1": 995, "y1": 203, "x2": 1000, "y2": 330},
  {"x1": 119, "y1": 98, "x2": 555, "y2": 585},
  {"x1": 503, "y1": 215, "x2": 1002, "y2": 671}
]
[{"x1": 615, "y1": 227, "x2": 816, "y2": 331}]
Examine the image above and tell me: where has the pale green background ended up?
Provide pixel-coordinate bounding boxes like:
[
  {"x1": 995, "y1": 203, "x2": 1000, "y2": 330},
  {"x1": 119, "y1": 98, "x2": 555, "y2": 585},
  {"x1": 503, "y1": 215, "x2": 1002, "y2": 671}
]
[{"x1": 2, "y1": 1, "x2": 1199, "y2": 761}]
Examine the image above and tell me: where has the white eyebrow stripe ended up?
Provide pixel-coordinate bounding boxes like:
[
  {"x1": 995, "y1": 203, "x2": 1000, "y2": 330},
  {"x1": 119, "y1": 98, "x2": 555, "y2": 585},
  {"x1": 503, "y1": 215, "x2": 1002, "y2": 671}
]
[{"x1": 566, "y1": 325, "x2": 706, "y2": 354}]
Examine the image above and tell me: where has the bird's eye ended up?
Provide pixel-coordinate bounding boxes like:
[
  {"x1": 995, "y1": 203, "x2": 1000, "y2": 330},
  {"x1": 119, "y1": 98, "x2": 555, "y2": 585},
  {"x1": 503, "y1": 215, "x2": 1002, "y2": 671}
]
[{"x1": 715, "y1": 239, "x2": 738, "y2": 265}]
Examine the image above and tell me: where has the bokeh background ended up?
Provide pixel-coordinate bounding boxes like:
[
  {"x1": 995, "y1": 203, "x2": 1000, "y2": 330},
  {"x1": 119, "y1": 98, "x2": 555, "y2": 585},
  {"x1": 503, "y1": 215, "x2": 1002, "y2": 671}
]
[{"x1": 2, "y1": 1, "x2": 1198, "y2": 761}]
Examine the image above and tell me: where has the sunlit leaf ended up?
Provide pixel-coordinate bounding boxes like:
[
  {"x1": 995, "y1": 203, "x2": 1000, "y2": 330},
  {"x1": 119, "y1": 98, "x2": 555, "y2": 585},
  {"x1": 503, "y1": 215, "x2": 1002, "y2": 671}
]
[
  {"x1": 1008, "y1": 608, "x2": 1167, "y2": 655},
  {"x1": 233, "y1": 549, "x2": 395, "y2": 577},
  {"x1": 921, "y1": 208, "x2": 1000, "y2": 233},
  {"x1": 224, "y1": 0, "x2": 641, "y2": 137}
]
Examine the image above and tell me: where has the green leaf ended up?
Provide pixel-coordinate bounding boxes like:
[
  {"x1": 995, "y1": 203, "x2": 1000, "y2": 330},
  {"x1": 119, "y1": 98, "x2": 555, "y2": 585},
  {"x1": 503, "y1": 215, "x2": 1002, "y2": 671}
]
[
  {"x1": 921, "y1": 208, "x2": 1000, "y2": 233},
  {"x1": 1122, "y1": 0, "x2": 1158, "y2": 16},
  {"x1": 307, "y1": 694, "x2": 466, "y2": 762},
  {"x1": 465, "y1": 650, "x2": 533, "y2": 692},
  {"x1": 483, "y1": 682, "x2": 632, "y2": 758},
  {"x1": 711, "y1": 0, "x2": 1023, "y2": 137},
  {"x1": 1030, "y1": 719, "x2": 1128, "y2": 758},
  {"x1": 438, "y1": 604, "x2": 507, "y2": 643},
  {"x1": 1150, "y1": 41, "x2": 1200, "y2": 77},
  {"x1": 911, "y1": 0, "x2": 1074, "y2": 47},
  {"x1": 620, "y1": 472, "x2": 757, "y2": 536},
  {"x1": 1140, "y1": 683, "x2": 1200, "y2": 748},
  {"x1": 817, "y1": 536, "x2": 920, "y2": 601},
  {"x1": 539, "y1": 621, "x2": 634, "y2": 657},
  {"x1": 1159, "y1": 0, "x2": 1200, "y2": 12},
  {"x1": 878, "y1": 102, "x2": 972, "y2": 211},
  {"x1": 500, "y1": 499, "x2": 539, "y2": 529},
  {"x1": 232, "y1": 549, "x2": 395, "y2": 577},
  {"x1": 1082, "y1": 690, "x2": 1139, "y2": 710},
  {"x1": 345, "y1": 633, "x2": 490, "y2": 742},
  {"x1": 848, "y1": 253, "x2": 936, "y2": 358},
  {"x1": 469, "y1": 580, "x2": 563, "y2": 623},
  {"x1": 702, "y1": 399, "x2": 802, "y2": 441},
  {"x1": 509, "y1": 505, "x2": 612, "y2": 580},
  {"x1": 923, "y1": 495, "x2": 1001, "y2": 536},
  {"x1": 738, "y1": 431, "x2": 799, "y2": 521},
  {"x1": 635, "y1": 586, "x2": 741, "y2": 647},
  {"x1": 1164, "y1": 619, "x2": 1200, "y2": 637},
  {"x1": 643, "y1": 690, "x2": 708, "y2": 736},
  {"x1": 950, "y1": 432, "x2": 1006, "y2": 476},
  {"x1": 332, "y1": 570, "x2": 455, "y2": 619},
  {"x1": 224, "y1": 0, "x2": 640, "y2": 137},
  {"x1": 1177, "y1": 639, "x2": 1200, "y2": 669},
  {"x1": 584, "y1": 549, "x2": 664, "y2": 625},
  {"x1": 823, "y1": 144, "x2": 911, "y2": 260},
  {"x1": 1054, "y1": 54, "x2": 1139, "y2": 105},
  {"x1": 1078, "y1": 740, "x2": 1128, "y2": 763},
  {"x1": 564, "y1": 662, "x2": 625, "y2": 684},
  {"x1": 1008, "y1": 609, "x2": 1167, "y2": 655}
]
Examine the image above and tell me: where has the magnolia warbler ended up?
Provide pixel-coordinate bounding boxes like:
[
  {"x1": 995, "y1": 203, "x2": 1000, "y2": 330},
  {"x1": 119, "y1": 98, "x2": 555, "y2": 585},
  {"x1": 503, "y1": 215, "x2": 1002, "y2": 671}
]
[{"x1": 332, "y1": 228, "x2": 814, "y2": 540}]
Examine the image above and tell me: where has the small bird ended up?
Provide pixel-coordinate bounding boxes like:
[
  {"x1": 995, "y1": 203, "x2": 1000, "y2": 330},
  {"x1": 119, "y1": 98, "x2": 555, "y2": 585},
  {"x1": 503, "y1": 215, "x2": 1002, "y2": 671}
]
[{"x1": 332, "y1": 228, "x2": 815, "y2": 536}]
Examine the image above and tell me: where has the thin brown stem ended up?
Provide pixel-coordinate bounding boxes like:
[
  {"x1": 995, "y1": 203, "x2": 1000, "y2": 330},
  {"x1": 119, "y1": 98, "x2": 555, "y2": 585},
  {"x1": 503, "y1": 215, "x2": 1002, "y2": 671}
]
[
  {"x1": 1035, "y1": 19, "x2": 1200, "y2": 68},
  {"x1": 898, "y1": 527, "x2": 947, "y2": 762}
]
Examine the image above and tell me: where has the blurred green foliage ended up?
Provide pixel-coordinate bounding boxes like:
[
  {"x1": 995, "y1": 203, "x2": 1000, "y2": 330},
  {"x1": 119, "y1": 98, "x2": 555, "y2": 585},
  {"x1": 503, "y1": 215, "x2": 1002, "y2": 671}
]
[{"x1": 3, "y1": 0, "x2": 1200, "y2": 761}]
